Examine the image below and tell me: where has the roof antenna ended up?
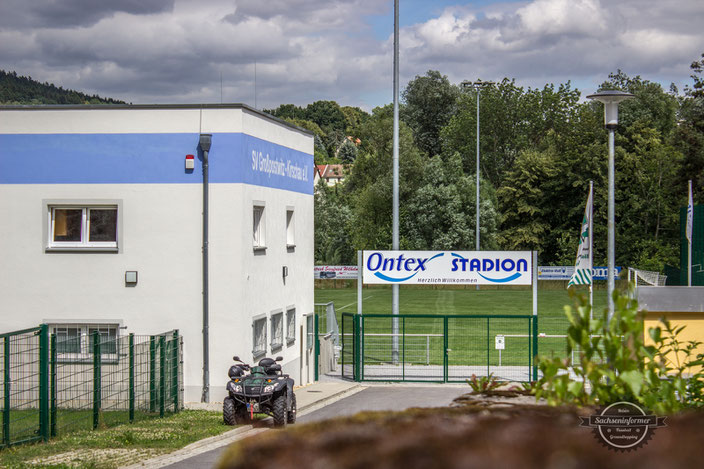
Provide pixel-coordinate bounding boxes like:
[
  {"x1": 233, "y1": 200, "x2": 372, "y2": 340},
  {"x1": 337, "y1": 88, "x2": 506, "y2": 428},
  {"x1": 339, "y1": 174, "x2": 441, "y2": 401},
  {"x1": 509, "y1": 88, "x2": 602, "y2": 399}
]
[
  {"x1": 254, "y1": 60, "x2": 257, "y2": 109},
  {"x1": 220, "y1": 71, "x2": 223, "y2": 103}
]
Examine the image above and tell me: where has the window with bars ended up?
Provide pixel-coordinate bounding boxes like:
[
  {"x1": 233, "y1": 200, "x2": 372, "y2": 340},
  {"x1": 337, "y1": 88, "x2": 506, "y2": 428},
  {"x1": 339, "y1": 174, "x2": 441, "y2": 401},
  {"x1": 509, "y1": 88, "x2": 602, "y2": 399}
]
[
  {"x1": 270, "y1": 312, "x2": 283, "y2": 351},
  {"x1": 286, "y1": 308, "x2": 296, "y2": 345},
  {"x1": 48, "y1": 206, "x2": 118, "y2": 250},
  {"x1": 252, "y1": 317, "x2": 267, "y2": 358},
  {"x1": 50, "y1": 323, "x2": 119, "y2": 362}
]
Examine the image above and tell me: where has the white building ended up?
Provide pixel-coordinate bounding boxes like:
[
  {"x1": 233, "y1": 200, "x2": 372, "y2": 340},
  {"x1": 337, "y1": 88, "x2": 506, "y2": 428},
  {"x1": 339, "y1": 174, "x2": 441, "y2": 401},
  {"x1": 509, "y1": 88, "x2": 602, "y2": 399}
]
[{"x1": 0, "y1": 104, "x2": 315, "y2": 403}]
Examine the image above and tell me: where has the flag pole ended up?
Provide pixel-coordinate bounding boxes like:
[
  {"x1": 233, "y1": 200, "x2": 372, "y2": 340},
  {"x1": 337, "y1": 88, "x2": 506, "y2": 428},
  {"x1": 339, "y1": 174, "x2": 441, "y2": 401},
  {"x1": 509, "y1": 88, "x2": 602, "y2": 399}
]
[
  {"x1": 688, "y1": 180, "x2": 693, "y2": 287},
  {"x1": 589, "y1": 180, "x2": 593, "y2": 319}
]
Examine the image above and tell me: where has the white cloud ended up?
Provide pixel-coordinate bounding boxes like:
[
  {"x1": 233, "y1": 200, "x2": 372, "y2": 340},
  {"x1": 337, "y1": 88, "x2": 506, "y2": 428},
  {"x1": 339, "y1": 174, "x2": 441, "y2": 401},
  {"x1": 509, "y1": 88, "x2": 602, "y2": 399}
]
[
  {"x1": 516, "y1": 0, "x2": 609, "y2": 37},
  {"x1": 0, "y1": 0, "x2": 702, "y2": 108}
]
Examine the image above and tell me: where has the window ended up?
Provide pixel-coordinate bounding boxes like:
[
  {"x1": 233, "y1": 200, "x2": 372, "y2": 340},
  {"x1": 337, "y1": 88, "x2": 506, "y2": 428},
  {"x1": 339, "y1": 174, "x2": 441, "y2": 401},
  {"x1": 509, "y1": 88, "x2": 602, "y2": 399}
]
[
  {"x1": 286, "y1": 308, "x2": 296, "y2": 345},
  {"x1": 48, "y1": 205, "x2": 118, "y2": 251},
  {"x1": 286, "y1": 208, "x2": 295, "y2": 248},
  {"x1": 306, "y1": 315, "x2": 315, "y2": 351},
  {"x1": 50, "y1": 323, "x2": 119, "y2": 362},
  {"x1": 89, "y1": 326, "x2": 117, "y2": 355},
  {"x1": 253, "y1": 204, "x2": 266, "y2": 250},
  {"x1": 252, "y1": 316, "x2": 267, "y2": 358},
  {"x1": 270, "y1": 312, "x2": 283, "y2": 351},
  {"x1": 55, "y1": 326, "x2": 81, "y2": 354}
]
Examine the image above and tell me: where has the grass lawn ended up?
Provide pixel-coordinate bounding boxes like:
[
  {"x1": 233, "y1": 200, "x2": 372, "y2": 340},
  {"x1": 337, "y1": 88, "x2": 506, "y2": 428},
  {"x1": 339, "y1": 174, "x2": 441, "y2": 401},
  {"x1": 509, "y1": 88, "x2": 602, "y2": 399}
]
[
  {"x1": 316, "y1": 285, "x2": 609, "y2": 374},
  {"x1": 0, "y1": 410, "x2": 233, "y2": 469}
]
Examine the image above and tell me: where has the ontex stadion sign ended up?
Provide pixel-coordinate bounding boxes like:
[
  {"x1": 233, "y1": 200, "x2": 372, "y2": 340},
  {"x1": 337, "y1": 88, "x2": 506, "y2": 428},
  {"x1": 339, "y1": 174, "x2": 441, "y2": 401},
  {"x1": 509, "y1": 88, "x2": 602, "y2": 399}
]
[{"x1": 362, "y1": 251, "x2": 532, "y2": 285}]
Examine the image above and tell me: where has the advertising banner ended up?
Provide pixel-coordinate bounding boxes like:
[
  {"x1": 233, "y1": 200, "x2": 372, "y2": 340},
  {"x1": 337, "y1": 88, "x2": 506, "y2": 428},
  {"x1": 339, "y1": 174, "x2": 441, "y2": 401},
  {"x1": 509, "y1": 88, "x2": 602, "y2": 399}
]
[
  {"x1": 362, "y1": 251, "x2": 532, "y2": 285},
  {"x1": 538, "y1": 266, "x2": 622, "y2": 281},
  {"x1": 314, "y1": 265, "x2": 359, "y2": 279}
]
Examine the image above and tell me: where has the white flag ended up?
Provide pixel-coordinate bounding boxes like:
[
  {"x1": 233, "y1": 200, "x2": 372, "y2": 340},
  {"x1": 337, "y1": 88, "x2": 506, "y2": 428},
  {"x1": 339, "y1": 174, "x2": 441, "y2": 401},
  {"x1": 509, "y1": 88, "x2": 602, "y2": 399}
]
[
  {"x1": 568, "y1": 185, "x2": 593, "y2": 287},
  {"x1": 686, "y1": 181, "x2": 693, "y2": 243}
]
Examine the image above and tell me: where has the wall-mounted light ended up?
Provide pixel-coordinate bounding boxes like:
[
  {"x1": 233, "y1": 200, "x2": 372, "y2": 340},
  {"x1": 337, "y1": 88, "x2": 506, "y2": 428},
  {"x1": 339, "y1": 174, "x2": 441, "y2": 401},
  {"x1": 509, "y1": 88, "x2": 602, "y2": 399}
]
[
  {"x1": 125, "y1": 271, "x2": 138, "y2": 286},
  {"x1": 185, "y1": 154, "x2": 195, "y2": 170},
  {"x1": 282, "y1": 266, "x2": 288, "y2": 278}
]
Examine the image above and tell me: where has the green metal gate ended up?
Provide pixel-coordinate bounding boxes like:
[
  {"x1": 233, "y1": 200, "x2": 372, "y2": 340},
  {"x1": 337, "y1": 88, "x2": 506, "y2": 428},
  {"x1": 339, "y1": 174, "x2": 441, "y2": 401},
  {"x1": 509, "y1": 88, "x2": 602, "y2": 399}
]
[
  {"x1": 1, "y1": 326, "x2": 48, "y2": 447},
  {"x1": 1, "y1": 325, "x2": 182, "y2": 449},
  {"x1": 341, "y1": 313, "x2": 538, "y2": 383}
]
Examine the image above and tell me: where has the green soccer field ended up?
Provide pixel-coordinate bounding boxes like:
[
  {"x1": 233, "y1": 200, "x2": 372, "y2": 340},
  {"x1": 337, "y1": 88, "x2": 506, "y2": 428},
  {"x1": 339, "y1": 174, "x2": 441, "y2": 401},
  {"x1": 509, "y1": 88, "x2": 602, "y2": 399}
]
[{"x1": 316, "y1": 285, "x2": 609, "y2": 372}]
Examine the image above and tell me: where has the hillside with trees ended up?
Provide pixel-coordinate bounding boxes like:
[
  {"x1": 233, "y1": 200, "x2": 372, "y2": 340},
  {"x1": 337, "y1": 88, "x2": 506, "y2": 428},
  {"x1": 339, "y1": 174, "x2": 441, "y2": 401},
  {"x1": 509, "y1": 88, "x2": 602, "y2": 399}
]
[
  {"x1": 267, "y1": 52, "x2": 704, "y2": 274},
  {"x1": 0, "y1": 70, "x2": 125, "y2": 105}
]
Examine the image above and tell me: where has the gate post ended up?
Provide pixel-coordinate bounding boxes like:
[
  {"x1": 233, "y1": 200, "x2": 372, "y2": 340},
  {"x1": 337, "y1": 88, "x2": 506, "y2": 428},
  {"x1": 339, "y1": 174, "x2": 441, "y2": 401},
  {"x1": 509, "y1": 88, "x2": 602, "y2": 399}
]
[
  {"x1": 3, "y1": 336, "x2": 10, "y2": 446},
  {"x1": 443, "y1": 317, "x2": 448, "y2": 383},
  {"x1": 92, "y1": 330, "x2": 101, "y2": 430},
  {"x1": 532, "y1": 250, "x2": 539, "y2": 382},
  {"x1": 532, "y1": 315, "x2": 539, "y2": 382},
  {"x1": 129, "y1": 334, "x2": 135, "y2": 423},
  {"x1": 50, "y1": 332, "x2": 57, "y2": 438},
  {"x1": 172, "y1": 330, "x2": 180, "y2": 412},
  {"x1": 354, "y1": 314, "x2": 363, "y2": 382},
  {"x1": 314, "y1": 314, "x2": 320, "y2": 382},
  {"x1": 149, "y1": 336, "x2": 156, "y2": 412},
  {"x1": 159, "y1": 335, "x2": 166, "y2": 418},
  {"x1": 39, "y1": 324, "x2": 49, "y2": 442}
]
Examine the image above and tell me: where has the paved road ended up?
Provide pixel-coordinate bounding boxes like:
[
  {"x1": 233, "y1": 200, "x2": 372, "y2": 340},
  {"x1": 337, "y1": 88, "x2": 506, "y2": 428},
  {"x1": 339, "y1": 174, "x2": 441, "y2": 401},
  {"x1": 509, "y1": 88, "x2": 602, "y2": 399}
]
[
  {"x1": 163, "y1": 385, "x2": 469, "y2": 469},
  {"x1": 297, "y1": 385, "x2": 468, "y2": 423}
]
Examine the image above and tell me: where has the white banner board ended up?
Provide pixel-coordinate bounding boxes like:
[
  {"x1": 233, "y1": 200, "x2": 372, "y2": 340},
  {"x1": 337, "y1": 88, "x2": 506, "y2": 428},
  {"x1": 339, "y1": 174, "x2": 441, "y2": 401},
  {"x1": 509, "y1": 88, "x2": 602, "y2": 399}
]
[
  {"x1": 537, "y1": 266, "x2": 622, "y2": 281},
  {"x1": 362, "y1": 251, "x2": 532, "y2": 285},
  {"x1": 314, "y1": 265, "x2": 359, "y2": 279}
]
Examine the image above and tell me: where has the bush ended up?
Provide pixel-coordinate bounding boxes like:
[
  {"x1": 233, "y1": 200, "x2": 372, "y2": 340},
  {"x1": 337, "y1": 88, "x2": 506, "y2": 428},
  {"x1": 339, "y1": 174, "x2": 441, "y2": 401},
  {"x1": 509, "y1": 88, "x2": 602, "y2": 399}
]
[{"x1": 535, "y1": 288, "x2": 704, "y2": 414}]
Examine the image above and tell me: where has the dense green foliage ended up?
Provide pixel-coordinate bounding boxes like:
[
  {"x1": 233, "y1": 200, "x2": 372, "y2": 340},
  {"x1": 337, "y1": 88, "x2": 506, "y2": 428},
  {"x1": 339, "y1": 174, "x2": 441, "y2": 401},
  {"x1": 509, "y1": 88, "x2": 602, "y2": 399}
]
[
  {"x1": 277, "y1": 52, "x2": 704, "y2": 271},
  {"x1": 535, "y1": 289, "x2": 704, "y2": 413},
  {"x1": 0, "y1": 70, "x2": 125, "y2": 105}
]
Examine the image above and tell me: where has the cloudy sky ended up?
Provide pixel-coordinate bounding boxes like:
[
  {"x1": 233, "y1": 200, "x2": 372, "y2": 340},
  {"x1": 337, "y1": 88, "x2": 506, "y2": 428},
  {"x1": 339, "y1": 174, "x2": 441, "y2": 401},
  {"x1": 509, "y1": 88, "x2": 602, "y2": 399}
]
[{"x1": 1, "y1": 0, "x2": 703, "y2": 110}]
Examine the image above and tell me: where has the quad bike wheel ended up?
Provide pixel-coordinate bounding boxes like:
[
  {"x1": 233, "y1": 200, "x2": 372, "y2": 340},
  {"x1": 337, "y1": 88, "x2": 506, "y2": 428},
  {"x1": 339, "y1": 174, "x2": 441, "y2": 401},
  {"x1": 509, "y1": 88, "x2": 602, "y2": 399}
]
[
  {"x1": 272, "y1": 394, "x2": 287, "y2": 427},
  {"x1": 287, "y1": 393, "x2": 297, "y2": 424},
  {"x1": 223, "y1": 397, "x2": 237, "y2": 426}
]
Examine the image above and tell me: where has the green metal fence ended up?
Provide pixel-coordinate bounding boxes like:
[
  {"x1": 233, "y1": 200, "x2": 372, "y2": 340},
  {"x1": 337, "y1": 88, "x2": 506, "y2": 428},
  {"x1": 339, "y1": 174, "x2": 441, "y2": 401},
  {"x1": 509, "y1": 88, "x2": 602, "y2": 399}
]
[
  {"x1": 341, "y1": 313, "x2": 538, "y2": 383},
  {"x1": 1, "y1": 326, "x2": 182, "y2": 449}
]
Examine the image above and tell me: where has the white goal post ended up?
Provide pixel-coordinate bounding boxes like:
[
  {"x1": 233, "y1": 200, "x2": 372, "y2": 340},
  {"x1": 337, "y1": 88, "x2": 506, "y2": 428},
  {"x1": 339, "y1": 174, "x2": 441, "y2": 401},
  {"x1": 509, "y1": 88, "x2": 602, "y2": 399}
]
[{"x1": 627, "y1": 267, "x2": 667, "y2": 286}]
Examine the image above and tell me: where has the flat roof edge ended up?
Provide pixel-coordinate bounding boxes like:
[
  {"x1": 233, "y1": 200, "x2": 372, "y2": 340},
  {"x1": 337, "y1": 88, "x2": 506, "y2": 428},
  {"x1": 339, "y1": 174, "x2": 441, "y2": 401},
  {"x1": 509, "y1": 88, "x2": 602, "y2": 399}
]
[
  {"x1": 0, "y1": 103, "x2": 314, "y2": 136},
  {"x1": 637, "y1": 286, "x2": 704, "y2": 313}
]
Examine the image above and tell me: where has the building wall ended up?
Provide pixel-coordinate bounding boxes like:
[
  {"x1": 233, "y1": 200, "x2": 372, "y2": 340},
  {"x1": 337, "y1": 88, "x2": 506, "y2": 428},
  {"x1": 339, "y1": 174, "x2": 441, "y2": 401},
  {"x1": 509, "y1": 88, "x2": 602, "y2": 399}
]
[
  {"x1": 643, "y1": 312, "x2": 704, "y2": 374},
  {"x1": 0, "y1": 105, "x2": 314, "y2": 403}
]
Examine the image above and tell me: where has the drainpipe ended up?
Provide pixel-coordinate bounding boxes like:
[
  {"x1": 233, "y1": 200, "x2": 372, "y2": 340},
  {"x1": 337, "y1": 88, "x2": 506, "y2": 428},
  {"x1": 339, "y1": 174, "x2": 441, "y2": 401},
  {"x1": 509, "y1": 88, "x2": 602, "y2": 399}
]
[{"x1": 199, "y1": 134, "x2": 212, "y2": 403}]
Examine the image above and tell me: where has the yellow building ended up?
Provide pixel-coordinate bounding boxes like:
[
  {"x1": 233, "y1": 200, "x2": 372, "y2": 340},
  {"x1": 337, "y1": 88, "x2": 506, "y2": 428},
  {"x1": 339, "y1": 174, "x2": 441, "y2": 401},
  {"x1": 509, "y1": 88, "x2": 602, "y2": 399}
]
[{"x1": 638, "y1": 286, "x2": 704, "y2": 374}]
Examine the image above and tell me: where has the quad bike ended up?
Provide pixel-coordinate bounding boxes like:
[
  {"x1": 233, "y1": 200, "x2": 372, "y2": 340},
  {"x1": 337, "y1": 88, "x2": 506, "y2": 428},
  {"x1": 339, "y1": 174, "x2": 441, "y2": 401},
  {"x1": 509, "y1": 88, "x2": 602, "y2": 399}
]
[{"x1": 223, "y1": 355, "x2": 297, "y2": 427}]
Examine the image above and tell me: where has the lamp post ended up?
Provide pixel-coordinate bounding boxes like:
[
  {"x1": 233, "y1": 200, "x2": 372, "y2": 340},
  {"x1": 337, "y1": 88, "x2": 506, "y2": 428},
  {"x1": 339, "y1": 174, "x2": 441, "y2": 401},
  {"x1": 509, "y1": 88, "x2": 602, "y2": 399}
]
[
  {"x1": 586, "y1": 90, "x2": 634, "y2": 323},
  {"x1": 461, "y1": 80, "x2": 494, "y2": 290}
]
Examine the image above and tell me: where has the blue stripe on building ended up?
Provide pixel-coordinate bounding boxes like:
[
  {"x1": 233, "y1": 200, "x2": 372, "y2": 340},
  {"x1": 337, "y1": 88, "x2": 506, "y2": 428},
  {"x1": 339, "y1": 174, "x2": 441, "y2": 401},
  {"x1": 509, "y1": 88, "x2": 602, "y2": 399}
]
[{"x1": 0, "y1": 133, "x2": 313, "y2": 195}]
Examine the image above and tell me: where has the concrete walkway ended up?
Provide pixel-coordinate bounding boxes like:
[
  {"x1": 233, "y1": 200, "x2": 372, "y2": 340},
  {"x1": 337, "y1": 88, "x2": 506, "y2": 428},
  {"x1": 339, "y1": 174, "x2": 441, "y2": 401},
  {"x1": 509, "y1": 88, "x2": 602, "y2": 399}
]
[{"x1": 121, "y1": 380, "x2": 364, "y2": 469}]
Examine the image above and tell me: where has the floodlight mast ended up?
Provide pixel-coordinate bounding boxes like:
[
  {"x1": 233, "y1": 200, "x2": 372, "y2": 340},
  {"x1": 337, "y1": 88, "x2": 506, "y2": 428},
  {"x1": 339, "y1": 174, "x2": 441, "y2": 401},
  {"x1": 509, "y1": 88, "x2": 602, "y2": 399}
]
[
  {"x1": 461, "y1": 79, "x2": 494, "y2": 292},
  {"x1": 392, "y1": 0, "x2": 400, "y2": 363},
  {"x1": 586, "y1": 90, "x2": 634, "y2": 324}
]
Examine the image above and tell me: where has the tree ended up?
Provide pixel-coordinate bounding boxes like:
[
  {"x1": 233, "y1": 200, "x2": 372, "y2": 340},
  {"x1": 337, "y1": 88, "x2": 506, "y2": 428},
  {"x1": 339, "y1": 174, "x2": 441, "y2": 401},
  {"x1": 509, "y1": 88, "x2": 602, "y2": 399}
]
[
  {"x1": 676, "y1": 53, "x2": 704, "y2": 197},
  {"x1": 346, "y1": 105, "x2": 425, "y2": 251},
  {"x1": 401, "y1": 70, "x2": 460, "y2": 157},
  {"x1": 403, "y1": 153, "x2": 499, "y2": 250},
  {"x1": 314, "y1": 180, "x2": 355, "y2": 264},
  {"x1": 337, "y1": 139, "x2": 358, "y2": 163},
  {"x1": 440, "y1": 78, "x2": 580, "y2": 188},
  {"x1": 497, "y1": 149, "x2": 559, "y2": 253}
]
